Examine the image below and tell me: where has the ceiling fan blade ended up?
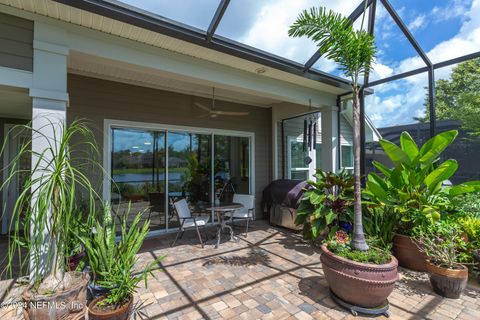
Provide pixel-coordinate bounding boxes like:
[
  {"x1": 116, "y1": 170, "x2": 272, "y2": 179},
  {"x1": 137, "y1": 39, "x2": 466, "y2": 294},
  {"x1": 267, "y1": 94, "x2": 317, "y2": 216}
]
[
  {"x1": 213, "y1": 111, "x2": 249, "y2": 116},
  {"x1": 194, "y1": 102, "x2": 212, "y2": 112}
]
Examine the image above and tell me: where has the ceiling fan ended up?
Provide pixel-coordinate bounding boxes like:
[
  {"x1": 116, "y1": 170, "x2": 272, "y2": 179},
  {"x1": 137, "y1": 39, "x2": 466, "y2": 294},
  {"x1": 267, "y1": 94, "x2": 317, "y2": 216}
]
[{"x1": 194, "y1": 88, "x2": 249, "y2": 118}]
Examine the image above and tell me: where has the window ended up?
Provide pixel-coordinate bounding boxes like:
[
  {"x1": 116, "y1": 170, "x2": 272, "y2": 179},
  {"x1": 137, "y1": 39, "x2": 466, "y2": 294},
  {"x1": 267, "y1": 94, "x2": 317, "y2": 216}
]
[
  {"x1": 287, "y1": 136, "x2": 321, "y2": 180},
  {"x1": 341, "y1": 145, "x2": 353, "y2": 169},
  {"x1": 107, "y1": 121, "x2": 253, "y2": 234}
]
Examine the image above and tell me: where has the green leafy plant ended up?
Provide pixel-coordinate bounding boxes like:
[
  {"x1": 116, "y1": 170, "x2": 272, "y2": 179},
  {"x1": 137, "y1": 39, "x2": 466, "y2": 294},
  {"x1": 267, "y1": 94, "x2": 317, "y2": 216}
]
[
  {"x1": 415, "y1": 224, "x2": 466, "y2": 269},
  {"x1": 289, "y1": 0, "x2": 375, "y2": 251},
  {"x1": 1, "y1": 119, "x2": 100, "y2": 292},
  {"x1": 327, "y1": 239, "x2": 391, "y2": 265},
  {"x1": 81, "y1": 203, "x2": 163, "y2": 308},
  {"x1": 296, "y1": 170, "x2": 354, "y2": 240},
  {"x1": 362, "y1": 206, "x2": 398, "y2": 250},
  {"x1": 363, "y1": 130, "x2": 480, "y2": 236}
]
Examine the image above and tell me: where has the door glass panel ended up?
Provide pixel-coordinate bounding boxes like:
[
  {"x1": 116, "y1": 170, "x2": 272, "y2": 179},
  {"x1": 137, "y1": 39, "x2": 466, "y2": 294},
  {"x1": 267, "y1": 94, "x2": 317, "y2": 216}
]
[
  {"x1": 214, "y1": 136, "x2": 250, "y2": 207},
  {"x1": 168, "y1": 132, "x2": 212, "y2": 228},
  {"x1": 111, "y1": 128, "x2": 166, "y2": 232}
]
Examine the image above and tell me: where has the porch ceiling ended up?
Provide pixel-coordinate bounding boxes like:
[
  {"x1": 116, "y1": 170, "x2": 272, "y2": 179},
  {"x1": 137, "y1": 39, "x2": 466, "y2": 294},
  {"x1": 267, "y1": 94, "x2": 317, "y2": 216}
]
[
  {"x1": 0, "y1": 0, "x2": 347, "y2": 96},
  {"x1": 68, "y1": 51, "x2": 283, "y2": 108}
]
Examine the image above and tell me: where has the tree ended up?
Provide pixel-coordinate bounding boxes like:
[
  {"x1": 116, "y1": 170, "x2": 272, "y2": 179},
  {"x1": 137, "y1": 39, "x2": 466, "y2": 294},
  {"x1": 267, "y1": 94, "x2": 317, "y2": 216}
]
[
  {"x1": 424, "y1": 58, "x2": 480, "y2": 135},
  {"x1": 288, "y1": 1, "x2": 375, "y2": 251}
]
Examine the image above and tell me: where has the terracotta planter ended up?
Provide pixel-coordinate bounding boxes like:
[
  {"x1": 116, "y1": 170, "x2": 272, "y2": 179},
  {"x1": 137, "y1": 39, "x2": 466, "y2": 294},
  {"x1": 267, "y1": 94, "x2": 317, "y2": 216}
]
[
  {"x1": 22, "y1": 272, "x2": 89, "y2": 320},
  {"x1": 425, "y1": 260, "x2": 468, "y2": 299},
  {"x1": 320, "y1": 245, "x2": 398, "y2": 308},
  {"x1": 393, "y1": 234, "x2": 427, "y2": 272},
  {"x1": 88, "y1": 295, "x2": 133, "y2": 320},
  {"x1": 68, "y1": 251, "x2": 86, "y2": 271}
]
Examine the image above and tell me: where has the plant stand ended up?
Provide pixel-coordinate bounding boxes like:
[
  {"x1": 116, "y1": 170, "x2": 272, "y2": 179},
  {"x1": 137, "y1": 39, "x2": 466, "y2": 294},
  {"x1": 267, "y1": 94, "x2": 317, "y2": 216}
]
[{"x1": 330, "y1": 290, "x2": 390, "y2": 317}]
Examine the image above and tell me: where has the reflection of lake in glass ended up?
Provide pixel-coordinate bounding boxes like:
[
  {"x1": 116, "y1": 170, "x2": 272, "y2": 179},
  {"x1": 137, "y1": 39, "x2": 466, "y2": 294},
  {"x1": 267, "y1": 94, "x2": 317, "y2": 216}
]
[{"x1": 113, "y1": 172, "x2": 183, "y2": 183}]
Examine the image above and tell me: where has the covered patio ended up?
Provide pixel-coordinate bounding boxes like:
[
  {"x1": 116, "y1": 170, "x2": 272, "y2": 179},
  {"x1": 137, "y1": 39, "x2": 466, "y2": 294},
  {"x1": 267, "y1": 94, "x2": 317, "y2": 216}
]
[{"x1": 3, "y1": 221, "x2": 479, "y2": 320}]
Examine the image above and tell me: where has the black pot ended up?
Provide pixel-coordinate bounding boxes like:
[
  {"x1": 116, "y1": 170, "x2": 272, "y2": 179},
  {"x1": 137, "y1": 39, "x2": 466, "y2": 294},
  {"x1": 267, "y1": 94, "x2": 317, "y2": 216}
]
[
  {"x1": 425, "y1": 260, "x2": 468, "y2": 299},
  {"x1": 88, "y1": 282, "x2": 113, "y2": 300}
]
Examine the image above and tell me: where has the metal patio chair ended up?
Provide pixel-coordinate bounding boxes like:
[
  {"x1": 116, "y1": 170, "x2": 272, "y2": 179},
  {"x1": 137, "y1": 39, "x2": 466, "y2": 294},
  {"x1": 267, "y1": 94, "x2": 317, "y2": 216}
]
[
  {"x1": 171, "y1": 199, "x2": 210, "y2": 248},
  {"x1": 225, "y1": 194, "x2": 255, "y2": 237}
]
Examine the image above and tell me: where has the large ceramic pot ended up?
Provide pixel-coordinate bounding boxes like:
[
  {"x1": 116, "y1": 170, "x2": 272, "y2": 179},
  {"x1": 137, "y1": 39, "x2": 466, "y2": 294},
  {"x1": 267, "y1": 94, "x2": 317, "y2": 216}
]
[
  {"x1": 320, "y1": 245, "x2": 398, "y2": 308},
  {"x1": 22, "y1": 272, "x2": 89, "y2": 320},
  {"x1": 393, "y1": 234, "x2": 427, "y2": 272},
  {"x1": 425, "y1": 260, "x2": 468, "y2": 299},
  {"x1": 88, "y1": 294, "x2": 133, "y2": 320}
]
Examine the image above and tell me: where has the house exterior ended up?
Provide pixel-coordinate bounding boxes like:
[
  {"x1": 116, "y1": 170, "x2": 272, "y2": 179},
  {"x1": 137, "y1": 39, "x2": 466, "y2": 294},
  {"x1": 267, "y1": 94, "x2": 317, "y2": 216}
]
[{"x1": 0, "y1": 0, "x2": 379, "y2": 236}]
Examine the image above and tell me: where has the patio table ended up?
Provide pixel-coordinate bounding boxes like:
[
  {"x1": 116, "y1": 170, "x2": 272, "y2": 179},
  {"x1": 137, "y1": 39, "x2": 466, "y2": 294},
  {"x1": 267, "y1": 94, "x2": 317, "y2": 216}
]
[{"x1": 207, "y1": 203, "x2": 243, "y2": 248}]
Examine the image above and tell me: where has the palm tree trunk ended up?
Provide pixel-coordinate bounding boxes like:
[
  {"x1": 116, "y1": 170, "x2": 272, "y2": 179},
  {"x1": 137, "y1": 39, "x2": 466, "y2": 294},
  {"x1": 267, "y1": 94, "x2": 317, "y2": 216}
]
[{"x1": 351, "y1": 90, "x2": 369, "y2": 251}]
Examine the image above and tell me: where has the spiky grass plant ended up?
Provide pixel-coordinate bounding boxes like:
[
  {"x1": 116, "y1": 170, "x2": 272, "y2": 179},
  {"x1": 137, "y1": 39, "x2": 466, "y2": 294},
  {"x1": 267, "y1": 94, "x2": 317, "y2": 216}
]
[{"x1": 1, "y1": 118, "x2": 100, "y2": 292}]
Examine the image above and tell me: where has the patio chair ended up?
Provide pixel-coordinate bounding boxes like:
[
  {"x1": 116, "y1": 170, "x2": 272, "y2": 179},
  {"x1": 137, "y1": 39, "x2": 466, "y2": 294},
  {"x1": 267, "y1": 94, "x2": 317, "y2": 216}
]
[
  {"x1": 225, "y1": 194, "x2": 255, "y2": 237},
  {"x1": 171, "y1": 199, "x2": 209, "y2": 248}
]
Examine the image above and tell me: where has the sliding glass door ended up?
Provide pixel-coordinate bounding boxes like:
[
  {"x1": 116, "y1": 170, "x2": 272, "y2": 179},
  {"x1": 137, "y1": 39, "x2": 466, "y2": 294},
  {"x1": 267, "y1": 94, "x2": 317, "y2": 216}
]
[
  {"x1": 109, "y1": 123, "x2": 252, "y2": 233},
  {"x1": 111, "y1": 128, "x2": 166, "y2": 231},
  {"x1": 168, "y1": 132, "x2": 212, "y2": 228}
]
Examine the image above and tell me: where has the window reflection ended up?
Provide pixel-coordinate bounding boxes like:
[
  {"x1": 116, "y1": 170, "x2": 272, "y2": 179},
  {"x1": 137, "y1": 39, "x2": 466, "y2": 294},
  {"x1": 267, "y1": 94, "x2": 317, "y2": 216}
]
[{"x1": 111, "y1": 128, "x2": 166, "y2": 231}]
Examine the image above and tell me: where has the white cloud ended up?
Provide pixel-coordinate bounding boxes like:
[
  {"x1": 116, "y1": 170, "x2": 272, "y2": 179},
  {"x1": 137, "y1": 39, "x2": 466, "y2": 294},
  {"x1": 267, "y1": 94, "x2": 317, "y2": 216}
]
[
  {"x1": 408, "y1": 14, "x2": 426, "y2": 31},
  {"x1": 368, "y1": 0, "x2": 480, "y2": 128},
  {"x1": 239, "y1": 0, "x2": 366, "y2": 63}
]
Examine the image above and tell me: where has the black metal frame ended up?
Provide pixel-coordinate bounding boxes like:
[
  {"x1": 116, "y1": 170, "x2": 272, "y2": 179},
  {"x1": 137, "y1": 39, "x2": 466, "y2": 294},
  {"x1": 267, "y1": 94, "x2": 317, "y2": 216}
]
[{"x1": 54, "y1": 0, "x2": 480, "y2": 175}]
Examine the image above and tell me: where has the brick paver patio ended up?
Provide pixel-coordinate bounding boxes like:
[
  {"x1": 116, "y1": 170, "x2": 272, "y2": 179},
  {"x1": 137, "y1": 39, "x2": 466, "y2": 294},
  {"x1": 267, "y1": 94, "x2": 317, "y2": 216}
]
[{"x1": 1, "y1": 220, "x2": 480, "y2": 319}]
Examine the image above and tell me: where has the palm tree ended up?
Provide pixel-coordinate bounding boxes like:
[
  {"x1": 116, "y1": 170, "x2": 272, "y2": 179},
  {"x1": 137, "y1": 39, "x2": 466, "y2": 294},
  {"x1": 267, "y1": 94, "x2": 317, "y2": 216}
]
[{"x1": 289, "y1": 1, "x2": 375, "y2": 251}]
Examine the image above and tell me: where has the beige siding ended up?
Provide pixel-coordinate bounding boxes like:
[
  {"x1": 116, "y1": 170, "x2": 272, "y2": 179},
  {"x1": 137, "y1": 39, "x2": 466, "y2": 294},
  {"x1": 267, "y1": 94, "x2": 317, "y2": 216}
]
[
  {"x1": 67, "y1": 74, "x2": 272, "y2": 218},
  {"x1": 0, "y1": 13, "x2": 33, "y2": 71}
]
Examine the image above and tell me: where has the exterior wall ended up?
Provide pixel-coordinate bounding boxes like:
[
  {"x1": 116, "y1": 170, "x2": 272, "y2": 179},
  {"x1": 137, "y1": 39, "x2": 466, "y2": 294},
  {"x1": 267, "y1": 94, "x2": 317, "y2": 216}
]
[
  {"x1": 0, "y1": 12, "x2": 33, "y2": 71},
  {"x1": 67, "y1": 74, "x2": 272, "y2": 218}
]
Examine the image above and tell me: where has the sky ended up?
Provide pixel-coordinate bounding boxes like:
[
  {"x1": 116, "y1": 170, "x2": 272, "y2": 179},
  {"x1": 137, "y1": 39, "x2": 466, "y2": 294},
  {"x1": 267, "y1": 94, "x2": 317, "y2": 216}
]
[{"x1": 118, "y1": 0, "x2": 480, "y2": 128}]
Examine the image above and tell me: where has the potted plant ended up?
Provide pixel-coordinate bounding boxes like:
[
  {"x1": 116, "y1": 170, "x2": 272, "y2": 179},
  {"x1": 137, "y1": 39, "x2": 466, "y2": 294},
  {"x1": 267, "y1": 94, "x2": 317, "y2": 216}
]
[
  {"x1": 416, "y1": 226, "x2": 469, "y2": 299},
  {"x1": 290, "y1": 1, "x2": 398, "y2": 311},
  {"x1": 1, "y1": 120, "x2": 100, "y2": 319},
  {"x1": 363, "y1": 130, "x2": 480, "y2": 271},
  {"x1": 82, "y1": 204, "x2": 163, "y2": 320},
  {"x1": 296, "y1": 170, "x2": 398, "y2": 309}
]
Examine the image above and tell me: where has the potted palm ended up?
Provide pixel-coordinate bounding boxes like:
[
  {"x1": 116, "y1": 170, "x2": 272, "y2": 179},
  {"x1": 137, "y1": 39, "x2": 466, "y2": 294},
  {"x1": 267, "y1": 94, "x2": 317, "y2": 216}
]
[
  {"x1": 296, "y1": 170, "x2": 397, "y2": 310},
  {"x1": 83, "y1": 204, "x2": 163, "y2": 320},
  {"x1": 289, "y1": 1, "x2": 398, "y2": 311},
  {"x1": 1, "y1": 119, "x2": 100, "y2": 319}
]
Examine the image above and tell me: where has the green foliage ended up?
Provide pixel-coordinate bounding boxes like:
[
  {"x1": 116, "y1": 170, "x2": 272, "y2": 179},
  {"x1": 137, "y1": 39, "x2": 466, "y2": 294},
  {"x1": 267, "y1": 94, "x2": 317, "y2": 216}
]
[
  {"x1": 327, "y1": 240, "x2": 391, "y2": 265},
  {"x1": 414, "y1": 222, "x2": 466, "y2": 269},
  {"x1": 0, "y1": 119, "x2": 100, "y2": 286},
  {"x1": 289, "y1": 1, "x2": 375, "y2": 251},
  {"x1": 423, "y1": 58, "x2": 480, "y2": 136},
  {"x1": 452, "y1": 192, "x2": 480, "y2": 217},
  {"x1": 288, "y1": 5, "x2": 376, "y2": 87},
  {"x1": 80, "y1": 203, "x2": 164, "y2": 308},
  {"x1": 458, "y1": 216, "x2": 480, "y2": 245},
  {"x1": 295, "y1": 170, "x2": 354, "y2": 240},
  {"x1": 362, "y1": 206, "x2": 397, "y2": 250},
  {"x1": 364, "y1": 130, "x2": 480, "y2": 235}
]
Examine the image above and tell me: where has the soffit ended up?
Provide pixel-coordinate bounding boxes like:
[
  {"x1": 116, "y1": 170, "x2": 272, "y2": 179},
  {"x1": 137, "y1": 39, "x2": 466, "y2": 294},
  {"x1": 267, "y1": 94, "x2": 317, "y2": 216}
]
[{"x1": 0, "y1": 0, "x2": 347, "y2": 96}]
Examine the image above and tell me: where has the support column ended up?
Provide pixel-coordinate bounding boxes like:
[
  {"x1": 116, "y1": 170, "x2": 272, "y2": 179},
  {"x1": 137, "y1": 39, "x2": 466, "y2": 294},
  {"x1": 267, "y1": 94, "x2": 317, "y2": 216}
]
[
  {"x1": 428, "y1": 67, "x2": 436, "y2": 137},
  {"x1": 321, "y1": 106, "x2": 339, "y2": 173},
  {"x1": 29, "y1": 22, "x2": 69, "y2": 282}
]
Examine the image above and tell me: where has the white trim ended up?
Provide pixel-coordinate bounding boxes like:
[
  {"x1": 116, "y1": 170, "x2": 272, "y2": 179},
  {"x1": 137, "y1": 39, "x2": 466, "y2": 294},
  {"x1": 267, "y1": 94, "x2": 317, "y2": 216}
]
[
  {"x1": 0, "y1": 66, "x2": 33, "y2": 89},
  {"x1": 102, "y1": 118, "x2": 256, "y2": 232},
  {"x1": 286, "y1": 136, "x2": 320, "y2": 180},
  {"x1": 33, "y1": 40, "x2": 69, "y2": 56}
]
